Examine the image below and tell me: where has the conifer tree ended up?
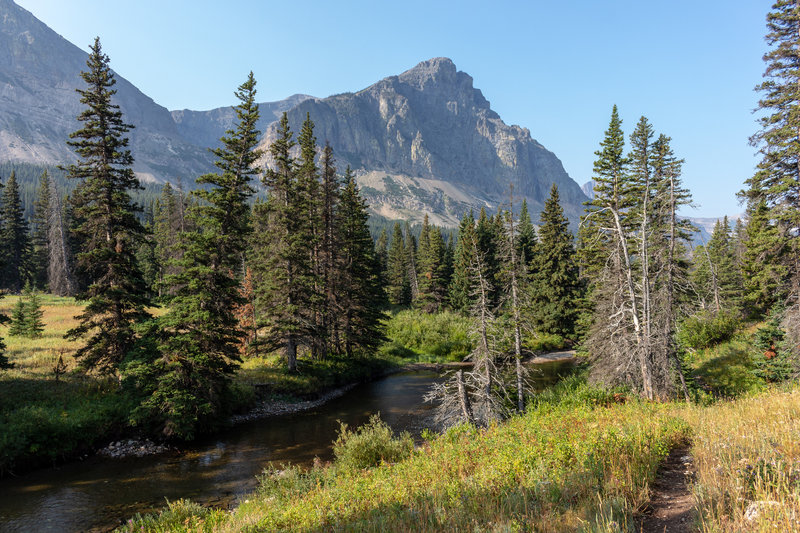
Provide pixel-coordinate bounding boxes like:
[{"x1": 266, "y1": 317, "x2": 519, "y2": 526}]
[
  {"x1": 744, "y1": 0, "x2": 800, "y2": 299},
  {"x1": 449, "y1": 211, "x2": 476, "y2": 311},
  {"x1": 404, "y1": 222, "x2": 420, "y2": 302},
  {"x1": 320, "y1": 143, "x2": 341, "y2": 354},
  {"x1": 47, "y1": 184, "x2": 76, "y2": 297},
  {"x1": 527, "y1": 184, "x2": 581, "y2": 337},
  {"x1": 582, "y1": 106, "x2": 653, "y2": 398},
  {"x1": 8, "y1": 298, "x2": 27, "y2": 337},
  {"x1": 31, "y1": 171, "x2": 51, "y2": 289},
  {"x1": 375, "y1": 227, "x2": 389, "y2": 284},
  {"x1": 252, "y1": 113, "x2": 314, "y2": 372},
  {"x1": 63, "y1": 38, "x2": 150, "y2": 376},
  {"x1": 691, "y1": 217, "x2": 743, "y2": 312},
  {"x1": 335, "y1": 167, "x2": 387, "y2": 354},
  {"x1": 296, "y1": 114, "x2": 324, "y2": 357},
  {"x1": 1, "y1": 172, "x2": 30, "y2": 292},
  {"x1": 417, "y1": 216, "x2": 449, "y2": 312},
  {"x1": 498, "y1": 189, "x2": 528, "y2": 412},
  {"x1": 475, "y1": 207, "x2": 500, "y2": 305},
  {"x1": 741, "y1": 200, "x2": 786, "y2": 315},
  {"x1": 132, "y1": 72, "x2": 261, "y2": 437},
  {"x1": 23, "y1": 287, "x2": 44, "y2": 338},
  {"x1": 386, "y1": 222, "x2": 410, "y2": 305},
  {"x1": 516, "y1": 199, "x2": 537, "y2": 266}
]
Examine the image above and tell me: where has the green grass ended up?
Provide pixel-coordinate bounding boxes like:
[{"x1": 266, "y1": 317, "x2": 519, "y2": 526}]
[
  {"x1": 0, "y1": 295, "x2": 132, "y2": 473},
  {"x1": 236, "y1": 353, "x2": 396, "y2": 399},
  {"x1": 380, "y1": 309, "x2": 472, "y2": 362},
  {"x1": 120, "y1": 386, "x2": 690, "y2": 532}
]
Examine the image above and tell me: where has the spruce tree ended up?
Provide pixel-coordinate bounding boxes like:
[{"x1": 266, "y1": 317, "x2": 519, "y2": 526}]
[
  {"x1": 252, "y1": 112, "x2": 314, "y2": 372},
  {"x1": 47, "y1": 184, "x2": 76, "y2": 297},
  {"x1": 296, "y1": 114, "x2": 324, "y2": 357},
  {"x1": 31, "y1": 171, "x2": 51, "y2": 289},
  {"x1": 475, "y1": 207, "x2": 500, "y2": 305},
  {"x1": 516, "y1": 199, "x2": 537, "y2": 266},
  {"x1": 386, "y1": 222, "x2": 410, "y2": 305},
  {"x1": 744, "y1": 0, "x2": 800, "y2": 299},
  {"x1": 8, "y1": 298, "x2": 26, "y2": 337},
  {"x1": 417, "y1": 216, "x2": 449, "y2": 312},
  {"x1": 375, "y1": 227, "x2": 389, "y2": 284},
  {"x1": 741, "y1": 200, "x2": 787, "y2": 315},
  {"x1": 1, "y1": 172, "x2": 29, "y2": 292},
  {"x1": 320, "y1": 143, "x2": 341, "y2": 354},
  {"x1": 63, "y1": 38, "x2": 150, "y2": 376},
  {"x1": 404, "y1": 222, "x2": 420, "y2": 302},
  {"x1": 336, "y1": 167, "x2": 387, "y2": 355},
  {"x1": 23, "y1": 287, "x2": 44, "y2": 338},
  {"x1": 133, "y1": 72, "x2": 261, "y2": 437},
  {"x1": 527, "y1": 184, "x2": 581, "y2": 337},
  {"x1": 449, "y1": 211, "x2": 476, "y2": 312}
]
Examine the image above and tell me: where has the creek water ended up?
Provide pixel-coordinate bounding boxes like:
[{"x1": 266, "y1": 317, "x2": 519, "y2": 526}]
[{"x1": 0, "y1": 359, "x2": 574, "y2": 532}]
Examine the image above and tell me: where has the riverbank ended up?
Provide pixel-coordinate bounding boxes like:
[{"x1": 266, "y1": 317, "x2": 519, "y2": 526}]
[{"x1": 122, "y1": 376, "x2": 692, "y2": 532}]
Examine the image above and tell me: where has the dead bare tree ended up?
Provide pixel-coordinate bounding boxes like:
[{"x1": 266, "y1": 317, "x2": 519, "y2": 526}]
[
  {"x1": 426, "y1": 238, "x2": 512, "y2": 428},
  {"x1": 47, "y1": 180, "x2": 76, "y2": 296}
]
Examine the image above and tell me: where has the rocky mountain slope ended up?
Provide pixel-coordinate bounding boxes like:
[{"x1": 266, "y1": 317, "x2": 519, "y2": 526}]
[
  {"x1": 258, "y1": 58, "x2": 587, "y2": 226},
  {"x1": 171, "y1": 93, "x2": 312, "y2": 153},
  {"x1": 0, "y1": 0, "x2": 218, "y2": 183},
  {"x1": 1, "y1": 0, "x2": 588, "y2": 227}
]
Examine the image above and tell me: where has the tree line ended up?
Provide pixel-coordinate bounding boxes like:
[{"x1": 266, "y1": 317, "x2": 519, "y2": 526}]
[{"x1": 3, "y1": 0, "x2": 800, "y2": 431}]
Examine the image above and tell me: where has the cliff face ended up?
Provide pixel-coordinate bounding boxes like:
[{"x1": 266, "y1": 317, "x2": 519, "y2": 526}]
[
  {"x1": 259, "y1": 58, "x2": 588, "y2": 226},
  {"x1": 1, "y1": 0, "x2": 587, "y2": 226},
  {"x1": 170, "y1": 93, "x2": 313, "y2": 153},
  {"x1": 0, "y1": 0, "x2": 215, "y2": 182}
]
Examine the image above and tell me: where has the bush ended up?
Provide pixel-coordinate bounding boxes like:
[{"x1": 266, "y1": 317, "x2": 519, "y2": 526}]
[
  {"x1": 524, "y1": 332, "x2": 567, "y2": 353},
  {"x1": 677, "y1": 310, "x2": 739, "y2": 350},
  {"x1": 692, "y1": 342, "x2": 764, "y2": 398},
  {"x1": 333, "y1": 414, "x2": 414, "y2": 470},
  {"x1": 383, "y1": 310, "x2": 472, "y2": 362}
]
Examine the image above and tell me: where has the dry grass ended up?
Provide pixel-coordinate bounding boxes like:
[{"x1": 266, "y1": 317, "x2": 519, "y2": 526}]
[
  {"x1": 685, "y1": 386, "x2": 800, "y2": 532},
  {"x1": 0, "y1": 294, "x2": 84, "y2": 376}
]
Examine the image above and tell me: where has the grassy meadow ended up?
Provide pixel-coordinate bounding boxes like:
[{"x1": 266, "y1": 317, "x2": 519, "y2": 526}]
[
  {"x1": 121, "y1": 380, "x2": 692, "y2": 532},
  {"x1": 0, "y1": 295, "x2": 135, "y2": 473}
]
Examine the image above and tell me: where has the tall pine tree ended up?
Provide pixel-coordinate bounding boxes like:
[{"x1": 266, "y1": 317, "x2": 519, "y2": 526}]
[
  {"x1": 63, "y1": 38, "x2": 151, "y2": 376},
  {"x1": 744, "y1": 0, "x2": 800, "y2": 307},
  {"x1": 335, "y1": 167, "x2": 387, "y2": 355},
  {"x1": 386, "y1": 222, "x2": 410, "y2": 305},
  {"x1": 527, "y1": 184, "x2": 581, "y2": 338},
  {"x1": 132, "y1": 72, "x2": 262, "y2": 438},
  {"x1": 1, "y1": 172, "x2": 29, "y2": 292}
]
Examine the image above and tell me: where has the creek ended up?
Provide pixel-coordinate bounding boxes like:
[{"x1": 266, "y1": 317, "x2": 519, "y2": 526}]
[{"x1": 0, "y1": 359, "x2": 574, "y2": 532}]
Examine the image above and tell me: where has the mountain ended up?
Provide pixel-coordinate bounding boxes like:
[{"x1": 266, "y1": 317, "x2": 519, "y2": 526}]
[
  {"x1": 258, "y1": 58, "x2": 588, "y2": 227},
  {"x1": 0, "y1": 0, "x2": 215, "y2": 182},
  {"x1": 170, "y1": 93, "x2": 313, "y2": 153},
  {"x1": 1, "y1": 0, "x2": 588, "y2": 227}
]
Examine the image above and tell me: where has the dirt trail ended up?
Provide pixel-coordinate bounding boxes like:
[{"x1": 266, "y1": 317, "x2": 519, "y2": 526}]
[{"x1": 637, "y1": 445, "x2": 697, "y2": 533}]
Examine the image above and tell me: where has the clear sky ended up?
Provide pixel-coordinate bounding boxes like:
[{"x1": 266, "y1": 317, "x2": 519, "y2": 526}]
[{"x1": 15, "y1": 0, "x2": 772, "y2": 219}]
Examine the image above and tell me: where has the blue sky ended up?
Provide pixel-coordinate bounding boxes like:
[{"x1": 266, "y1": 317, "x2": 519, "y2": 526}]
[{"x1": 16, "y1": 0, "x2": 772, "y2": 218}]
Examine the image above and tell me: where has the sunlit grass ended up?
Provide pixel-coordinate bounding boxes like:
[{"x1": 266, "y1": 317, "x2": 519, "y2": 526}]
[
  {"x1": 684, "y1": 386, "x2": 800, "y2": 532},
  {"x1": 121, "y1": 391, "x2": 690, "y2": 532}
]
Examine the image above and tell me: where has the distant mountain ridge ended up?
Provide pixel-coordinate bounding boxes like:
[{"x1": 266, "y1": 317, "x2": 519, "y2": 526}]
[
  {"x1": 1, "y1": 0, "x2": 589, "y2": 227},
  {"x1": 0, "y1": 0, "x2": 217, "y2": 182},
  {"x1": 258, "y1": 58, "x2": 588, "y2": 227}
]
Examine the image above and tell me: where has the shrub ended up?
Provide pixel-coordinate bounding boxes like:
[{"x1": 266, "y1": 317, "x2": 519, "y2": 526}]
[
  {"x1": 524, "y1": 332, "x2": 566, "y2": 353},
  {"x1": 383, "y1": 310, "x2": 472, "y2": 362},
  {"x1": 333, "y1": 413, "x2": 414, "y2": 470},
  {"x1": 677, "y1": 310, "x2": 739, "y2": 350},
  {"x1": 692, "y1": 342, "x2": 764, "y2": 398}
]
